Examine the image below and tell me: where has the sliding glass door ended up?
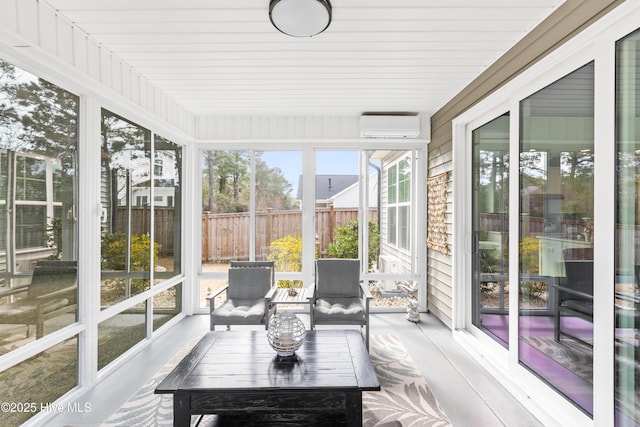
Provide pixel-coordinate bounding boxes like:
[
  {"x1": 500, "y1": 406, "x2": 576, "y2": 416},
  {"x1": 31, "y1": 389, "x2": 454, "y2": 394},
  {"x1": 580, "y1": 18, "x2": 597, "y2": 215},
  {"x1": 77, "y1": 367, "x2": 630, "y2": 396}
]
[
  {"x1": 519, "y1": 63, "x2": 594, "y2": 415},
  {"x1": 472, "y1": 114, "x2": 510, "y2": 348},
  {"x1": 615, "y1": 28, "x2": 640, "y2": 427}
]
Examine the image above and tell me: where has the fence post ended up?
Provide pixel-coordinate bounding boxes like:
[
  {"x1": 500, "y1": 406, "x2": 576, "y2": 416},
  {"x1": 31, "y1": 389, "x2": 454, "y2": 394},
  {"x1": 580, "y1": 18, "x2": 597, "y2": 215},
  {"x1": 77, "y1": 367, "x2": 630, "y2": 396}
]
[
  {"x1": 267, "y1": 208, "x2": 273, "y2": 250},
  {"x1": 203, "y1": 212, "x2": 209, "y2": 262},
  {"x1": 329, "y1": 203, "x2": 335, "y2": 245}
]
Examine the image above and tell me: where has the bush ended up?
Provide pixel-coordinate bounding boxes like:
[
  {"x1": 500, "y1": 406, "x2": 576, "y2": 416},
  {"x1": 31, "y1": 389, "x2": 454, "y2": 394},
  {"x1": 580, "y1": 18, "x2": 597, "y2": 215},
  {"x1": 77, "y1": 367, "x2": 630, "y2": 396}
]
[
  {"x1": 267, "y1": 235, "x2": 303, "y2": 288},
  {"x1": 327, "y1": 219, "x2": 379, "y2": 268},
  {"x1": 100, "y1": 233, "x2": 162, "y2": 304},
  {"x1": 101, "y1": 233, "x2": 160, "y2": 271},
  {"x1": 519, "y1": 237, "x2": 546, "y2": 303},
  {"x1": 519, "y1": 236, "x2": 539, "y2": 274}
]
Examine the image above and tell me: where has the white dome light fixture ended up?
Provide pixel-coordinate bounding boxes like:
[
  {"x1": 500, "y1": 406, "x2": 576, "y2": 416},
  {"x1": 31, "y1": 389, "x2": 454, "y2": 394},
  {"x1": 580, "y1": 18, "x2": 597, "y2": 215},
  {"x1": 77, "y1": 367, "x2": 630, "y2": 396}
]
[{"x1": 269, "y1": 0, "x2": 332, "y2": 37}]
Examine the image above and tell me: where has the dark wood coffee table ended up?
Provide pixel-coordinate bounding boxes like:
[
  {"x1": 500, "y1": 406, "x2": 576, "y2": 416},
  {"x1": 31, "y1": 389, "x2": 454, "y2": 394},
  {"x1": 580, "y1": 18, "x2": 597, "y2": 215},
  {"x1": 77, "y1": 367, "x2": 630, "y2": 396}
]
[{"x1": 155, "y1": 329, "x2": 379, "y2": 426}]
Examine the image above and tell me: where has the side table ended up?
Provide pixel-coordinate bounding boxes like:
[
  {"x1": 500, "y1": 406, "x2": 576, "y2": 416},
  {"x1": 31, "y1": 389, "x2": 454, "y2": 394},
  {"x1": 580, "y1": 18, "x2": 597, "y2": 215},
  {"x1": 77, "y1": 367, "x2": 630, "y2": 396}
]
[{"x1": 268, "y1": 287, "x2": 315, "y2": 329}]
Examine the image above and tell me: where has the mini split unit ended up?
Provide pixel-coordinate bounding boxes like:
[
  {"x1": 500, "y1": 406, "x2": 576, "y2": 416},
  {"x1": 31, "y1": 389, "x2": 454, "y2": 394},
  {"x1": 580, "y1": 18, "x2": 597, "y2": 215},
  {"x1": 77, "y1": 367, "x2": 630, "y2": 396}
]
[{"x1": 359, "y1": 114, "x2": 421, "y2": 139}]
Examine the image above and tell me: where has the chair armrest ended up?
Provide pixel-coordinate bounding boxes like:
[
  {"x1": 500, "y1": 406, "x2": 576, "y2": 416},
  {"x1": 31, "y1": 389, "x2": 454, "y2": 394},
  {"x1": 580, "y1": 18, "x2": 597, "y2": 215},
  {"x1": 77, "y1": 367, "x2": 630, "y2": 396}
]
[
  {"x1": 359, "y1": 282, "x2": 373, "y2": 300},
  {"x1": 305, "y1": 286, "x2": 315, "y2": 301},
  {"x1": 556, "y1": 284, "x2": 592, "y2": 300},
  {"x1": 34, "y1": 285, "x2": 76, "y2": 302},
  {"x1": 264, "y1": 286, "x2": 278, "y2": 300},
  {"x1": 0, "y1": 284, "x2": 31, "y2": 298},
  {"x1": 206, "y1": 285, "x2": 229, "y2": 302}
]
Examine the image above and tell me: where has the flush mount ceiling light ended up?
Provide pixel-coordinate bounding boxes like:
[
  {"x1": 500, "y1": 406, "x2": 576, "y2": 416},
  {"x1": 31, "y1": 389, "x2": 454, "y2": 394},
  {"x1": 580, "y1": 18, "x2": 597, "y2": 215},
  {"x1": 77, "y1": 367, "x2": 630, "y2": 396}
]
[{"x1": 269, "y1": 0, "x2": 332, "y2": 37}]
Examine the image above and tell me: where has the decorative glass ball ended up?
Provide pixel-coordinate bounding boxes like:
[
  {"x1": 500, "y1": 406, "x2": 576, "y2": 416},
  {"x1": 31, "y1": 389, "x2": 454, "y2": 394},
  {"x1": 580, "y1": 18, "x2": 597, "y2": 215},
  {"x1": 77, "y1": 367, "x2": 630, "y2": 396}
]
[{"x1": 267, "y1": 312, "x2": 306, "y2": 359}]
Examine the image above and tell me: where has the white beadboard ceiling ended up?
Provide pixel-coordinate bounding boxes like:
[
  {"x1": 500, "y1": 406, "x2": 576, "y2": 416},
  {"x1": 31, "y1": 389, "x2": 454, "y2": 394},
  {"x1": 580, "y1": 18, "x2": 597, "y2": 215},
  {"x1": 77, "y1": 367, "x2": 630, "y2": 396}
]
[{"x1": 43, "y1": 0, "x2": 563, "y2": 117}]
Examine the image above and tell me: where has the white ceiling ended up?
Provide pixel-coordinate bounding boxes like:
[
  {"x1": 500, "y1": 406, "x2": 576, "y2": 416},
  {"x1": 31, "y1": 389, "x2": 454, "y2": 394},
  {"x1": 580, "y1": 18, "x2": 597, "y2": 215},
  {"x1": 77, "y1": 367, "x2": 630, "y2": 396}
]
[{"x1": 44, "y1": 0, "x2": 563, "y2": 117}]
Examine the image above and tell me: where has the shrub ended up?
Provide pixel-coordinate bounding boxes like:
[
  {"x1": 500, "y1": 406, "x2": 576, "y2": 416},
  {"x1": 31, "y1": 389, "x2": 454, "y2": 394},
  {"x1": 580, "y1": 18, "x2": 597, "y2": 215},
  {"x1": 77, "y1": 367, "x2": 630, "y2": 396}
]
[
  {"x1": 518, "y1": 237, "x2": 546, "y2": 303},
  {"x1": 101, "y1": 233, "x2": 160, "y2": 271},
  {"x1": 519, "y1": 236, "x2": 539, "y2": 274},
  {"x1": 327, "y1": 219, "x2": 379, "y2": 268},
  {"x1": 267, "y1": 235, "x2": 303, "y2": 288},
  {"x1": 100, "y1": 233, "x2": 162, "y2": 304}
]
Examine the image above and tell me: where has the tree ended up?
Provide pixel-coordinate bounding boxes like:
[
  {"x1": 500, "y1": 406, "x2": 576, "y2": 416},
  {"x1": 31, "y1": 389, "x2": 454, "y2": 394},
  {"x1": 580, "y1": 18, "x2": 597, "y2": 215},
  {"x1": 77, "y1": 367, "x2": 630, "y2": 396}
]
[
  {"x1": 561, "y1": 150, "x2": 594, "y2": 219},
  {"x1": 255, "y1": 157, "x2": 292, "y2": 210},
  {"x1": 16, "y1": 77, "x2": 78, "y2": 166},
  {"x1": 202, "y1": 150, "x2": 249, "y2": 213},
  {"x1": 0, "y1": 60, "x2": 21, "y2": 150},
  {"x1": 202, "y1": 151, "x2": 293, "y2": 213}
]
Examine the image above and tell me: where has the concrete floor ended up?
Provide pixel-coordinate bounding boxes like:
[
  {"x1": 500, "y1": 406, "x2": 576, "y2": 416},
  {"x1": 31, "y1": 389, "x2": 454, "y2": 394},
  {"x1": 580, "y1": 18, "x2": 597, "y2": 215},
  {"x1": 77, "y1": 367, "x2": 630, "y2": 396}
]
[{"x1": 49, "y1": 312, "x2": 543, "y2": 427}]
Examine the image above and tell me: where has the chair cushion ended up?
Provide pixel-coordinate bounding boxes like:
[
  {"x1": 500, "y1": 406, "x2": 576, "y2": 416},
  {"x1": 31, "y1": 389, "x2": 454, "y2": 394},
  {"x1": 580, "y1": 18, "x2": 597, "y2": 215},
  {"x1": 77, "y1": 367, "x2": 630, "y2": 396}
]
[
  {"x1": 313, "y1": 297, "x2": 365, "y2": 322},
  {"x1": 316, "y1": 259, "x2": 360, "y2": 298},
  {"x1": 211, "y1": 298, "x2": 265, "y2": 324},
  {"x1": 227, "y1": 267, "x2": 272, "y2": 299}
]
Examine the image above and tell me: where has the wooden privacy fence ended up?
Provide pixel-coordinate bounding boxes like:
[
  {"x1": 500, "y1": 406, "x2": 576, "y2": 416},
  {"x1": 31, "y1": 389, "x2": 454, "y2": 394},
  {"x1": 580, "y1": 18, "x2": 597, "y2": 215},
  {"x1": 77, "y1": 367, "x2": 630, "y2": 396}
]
[
  {"x1": 114, "y1": 206, "x2": 376, "y2": 261},
  {"x1": 114, "y1": 206, "x2": 176, "y2": 256},
  {"x1": 202, "y1": 207, "x2": 377, "y2": 262}
]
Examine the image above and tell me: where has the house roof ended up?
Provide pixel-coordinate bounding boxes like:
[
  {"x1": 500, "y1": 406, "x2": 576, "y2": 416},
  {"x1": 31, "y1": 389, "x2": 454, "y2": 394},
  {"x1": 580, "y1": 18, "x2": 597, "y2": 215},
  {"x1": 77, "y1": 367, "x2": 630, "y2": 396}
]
[{"x1": 296, "y1": 174, "x2": 358, "y2": 201}]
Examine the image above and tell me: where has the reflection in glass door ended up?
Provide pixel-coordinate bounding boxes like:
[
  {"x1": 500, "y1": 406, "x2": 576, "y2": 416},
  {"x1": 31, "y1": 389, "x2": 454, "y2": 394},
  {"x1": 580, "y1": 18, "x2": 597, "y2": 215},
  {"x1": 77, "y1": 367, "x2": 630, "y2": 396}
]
[
  {"x1": 472, "y1": 114, "x2": 510, "y2": 348},
  {"x1": 519, "y1": 63, "x2": 594, "y2": 416},
  {"x1": 615, "y1": 28, "x2": 640, "y2": 427}
]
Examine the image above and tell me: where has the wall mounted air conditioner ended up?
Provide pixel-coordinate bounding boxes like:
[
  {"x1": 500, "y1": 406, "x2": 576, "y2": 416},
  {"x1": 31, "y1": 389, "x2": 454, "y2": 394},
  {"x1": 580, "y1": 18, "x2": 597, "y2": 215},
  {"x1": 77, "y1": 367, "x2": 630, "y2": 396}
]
[{"x1": 359, "y1": 114, "x2": 420, "y2": 138}]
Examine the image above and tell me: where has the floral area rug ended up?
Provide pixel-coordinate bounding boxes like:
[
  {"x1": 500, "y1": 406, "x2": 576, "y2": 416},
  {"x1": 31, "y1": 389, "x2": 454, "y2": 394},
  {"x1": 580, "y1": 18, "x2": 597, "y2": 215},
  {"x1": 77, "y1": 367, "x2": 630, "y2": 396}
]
[
  {"x1": 363, "y1": 334, "x2": 451, "y2": 427},
  {"x1": 103, "y1": 334, "x2": 451, "y2": 427}
]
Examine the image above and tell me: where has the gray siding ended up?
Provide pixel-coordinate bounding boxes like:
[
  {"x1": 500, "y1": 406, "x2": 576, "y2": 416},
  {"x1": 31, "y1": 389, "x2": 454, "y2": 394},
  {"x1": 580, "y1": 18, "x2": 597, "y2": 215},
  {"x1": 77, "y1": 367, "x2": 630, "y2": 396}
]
[{"x1": 426, "y1": 0, "x2": 624, "y2": 329}]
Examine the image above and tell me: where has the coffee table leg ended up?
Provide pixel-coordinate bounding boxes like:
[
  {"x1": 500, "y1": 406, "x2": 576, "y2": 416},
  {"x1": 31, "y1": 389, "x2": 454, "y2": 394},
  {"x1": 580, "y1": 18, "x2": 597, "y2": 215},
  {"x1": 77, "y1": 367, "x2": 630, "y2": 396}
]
[
  {"x1": 174, "y1": 392, "x2": 191, "y2": 427},
  {"x1": 345, "y1": 391, "x2": 362, "y2": 426}
]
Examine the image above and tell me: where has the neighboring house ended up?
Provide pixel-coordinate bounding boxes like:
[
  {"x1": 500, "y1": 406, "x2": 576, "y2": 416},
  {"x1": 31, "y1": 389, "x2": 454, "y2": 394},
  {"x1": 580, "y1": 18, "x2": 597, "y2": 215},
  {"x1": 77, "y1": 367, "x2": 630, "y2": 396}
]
[
  {"x1": 328, "y1": 172, "x2": 379, "y2": 209},
  {"x1": 114, "y1": 152, "x2": 177, "y2": 207},
  {"x1": 0, "y1": 150, "x2": 67, "y2": 271},
  {"x1": 376, "y1": 151, "x2": 413, "y2": 291},
  {"x1": 132, "y1": 179, "x2": 176, "y2": 207},
  {"x1": 296, "y1": 174, "x2": 358, "y2": 207}
]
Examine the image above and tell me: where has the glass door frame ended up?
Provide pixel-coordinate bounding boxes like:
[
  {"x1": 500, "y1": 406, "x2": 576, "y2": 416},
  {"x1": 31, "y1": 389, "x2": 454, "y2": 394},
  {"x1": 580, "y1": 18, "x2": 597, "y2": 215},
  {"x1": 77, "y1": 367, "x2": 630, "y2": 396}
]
[{"x1": 451, "y1": 4, "x2": 640, "y2": 424}]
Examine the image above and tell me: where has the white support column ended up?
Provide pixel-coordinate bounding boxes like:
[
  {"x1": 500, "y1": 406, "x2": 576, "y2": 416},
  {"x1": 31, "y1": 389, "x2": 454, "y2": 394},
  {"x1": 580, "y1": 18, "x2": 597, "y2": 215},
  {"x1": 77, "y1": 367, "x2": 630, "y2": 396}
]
[
  {"x1": 146, "y1": 133, "x2": 155, "y2": 338},
  {"x1": 78, "y1": 94, "x2": 101, "y2": 386},
  {"x1": 302, "y1": 147, "x2": 316, "y2": 288},
  {"x1": 414, "y1": 148, "x2": 428, "y2": 312},
  {"x1": 182, "y1": 143, "x2": 198, "y2": 315}
]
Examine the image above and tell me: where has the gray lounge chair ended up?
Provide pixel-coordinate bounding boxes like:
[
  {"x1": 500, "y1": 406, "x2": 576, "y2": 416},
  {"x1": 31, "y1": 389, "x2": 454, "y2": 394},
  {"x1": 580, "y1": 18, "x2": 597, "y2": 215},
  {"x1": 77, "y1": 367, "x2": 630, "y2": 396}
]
[
  {"x1": 0, "y1": 260, "x2": 77, "y2": 339},
  {"x1": 312, "y1": 258, "x2": 372, "y2": 350},
  {"x1": 206, "y1": 261, "x2": 275, "y2": 331}
]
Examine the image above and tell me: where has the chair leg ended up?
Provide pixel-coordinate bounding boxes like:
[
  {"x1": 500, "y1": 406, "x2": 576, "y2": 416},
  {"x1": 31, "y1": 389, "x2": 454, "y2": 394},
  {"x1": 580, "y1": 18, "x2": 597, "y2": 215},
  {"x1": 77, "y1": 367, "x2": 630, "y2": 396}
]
[{"x1": 365, "y1": 323, "x2": 369, "y2": 352}]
